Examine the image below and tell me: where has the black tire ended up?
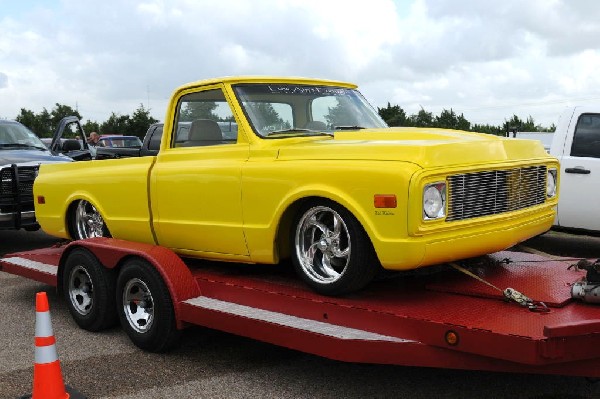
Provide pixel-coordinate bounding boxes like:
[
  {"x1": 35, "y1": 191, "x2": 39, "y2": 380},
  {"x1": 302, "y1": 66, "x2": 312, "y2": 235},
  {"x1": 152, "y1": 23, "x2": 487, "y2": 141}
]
[
  {"x1": 69, "y1": 200, "x2": 111, "y2": 240},
  {"x1": 62, "y1": 248, "x2": 118, "y2": 331},
  {"x1": 116, "y1": 258, "x2": 180, "y2": 352},
  {"x1": 291, "y1": 200, "x2": 379, "y2": 296}
]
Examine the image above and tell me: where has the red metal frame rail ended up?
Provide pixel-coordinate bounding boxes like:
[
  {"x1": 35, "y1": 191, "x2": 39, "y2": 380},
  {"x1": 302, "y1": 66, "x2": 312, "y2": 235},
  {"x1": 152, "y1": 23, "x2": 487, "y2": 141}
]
[{"x1": 2, "y1": 239, "x2": 600, "y2": 378}]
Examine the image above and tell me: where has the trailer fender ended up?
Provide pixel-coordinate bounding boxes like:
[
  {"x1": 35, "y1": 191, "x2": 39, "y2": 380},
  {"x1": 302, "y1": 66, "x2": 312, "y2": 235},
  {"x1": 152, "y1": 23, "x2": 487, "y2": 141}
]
[{"x1": 58, "y1": 238, "x2": 201, "y2": 329}]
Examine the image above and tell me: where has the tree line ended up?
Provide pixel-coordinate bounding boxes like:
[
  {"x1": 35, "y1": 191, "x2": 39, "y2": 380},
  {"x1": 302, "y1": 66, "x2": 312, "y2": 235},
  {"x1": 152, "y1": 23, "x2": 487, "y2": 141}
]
[
  {"x1": 377, "y1": 103, "x2": 555, "y2": 135},
  {"x1": 14, "y1": 103, "x2": 158, "y2": 139},
  {"x1": 12, "y1": 101, "x2": 555, "y2": 140}
]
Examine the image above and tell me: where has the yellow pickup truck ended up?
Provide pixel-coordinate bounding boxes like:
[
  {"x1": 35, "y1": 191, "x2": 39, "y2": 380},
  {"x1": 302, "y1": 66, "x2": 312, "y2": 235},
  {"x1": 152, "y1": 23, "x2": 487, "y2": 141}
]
[{"x1": 33, "y1": 76, "x2": 559, "y2": 295}]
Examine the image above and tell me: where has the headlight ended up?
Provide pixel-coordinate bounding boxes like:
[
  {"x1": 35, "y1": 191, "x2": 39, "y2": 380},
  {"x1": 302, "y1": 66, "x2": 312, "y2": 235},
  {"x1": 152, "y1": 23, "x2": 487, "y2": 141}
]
[
  {"x1": 423, "y1": 182, "x2": 446, "y2": 220},
  {"x1": 547, "y1": 168, "x2": 557, "y2": 198}
]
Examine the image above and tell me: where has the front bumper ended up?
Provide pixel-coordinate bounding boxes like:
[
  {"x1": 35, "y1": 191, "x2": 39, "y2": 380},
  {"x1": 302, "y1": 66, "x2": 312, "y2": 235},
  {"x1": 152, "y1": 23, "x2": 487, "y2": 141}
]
[{"x1": 375, "y1": 208, "x2": 556, "y2": 270}]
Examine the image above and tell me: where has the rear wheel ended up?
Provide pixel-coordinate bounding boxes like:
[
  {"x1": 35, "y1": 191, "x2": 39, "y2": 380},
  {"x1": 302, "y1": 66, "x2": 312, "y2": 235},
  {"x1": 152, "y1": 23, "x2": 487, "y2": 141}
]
[
  {"x1": 291, "y1": 200, "x2": 379, "y2": 296},
  {"x1": 70, "y1": 200, "x2": 111, "y2": 240},
  {"x1": 116, "y1": 258, "x2": 180, "y2": 352},
  {"x1": 62, "y1": 248, "x2": 118, "y2": 331}
]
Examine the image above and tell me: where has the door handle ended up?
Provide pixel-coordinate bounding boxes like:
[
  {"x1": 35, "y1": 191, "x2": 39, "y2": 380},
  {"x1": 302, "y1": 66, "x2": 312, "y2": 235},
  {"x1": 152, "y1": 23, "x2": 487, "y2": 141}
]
[{"x1": 565, "y1": 167, "x2": 591, "y2": 174}]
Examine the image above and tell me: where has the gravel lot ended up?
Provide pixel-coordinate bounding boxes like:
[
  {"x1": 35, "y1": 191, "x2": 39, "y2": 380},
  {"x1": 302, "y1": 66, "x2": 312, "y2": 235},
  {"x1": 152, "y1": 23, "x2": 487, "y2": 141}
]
[{"x1": 1, "y1": 229, "x2": 600, "y2": 399}]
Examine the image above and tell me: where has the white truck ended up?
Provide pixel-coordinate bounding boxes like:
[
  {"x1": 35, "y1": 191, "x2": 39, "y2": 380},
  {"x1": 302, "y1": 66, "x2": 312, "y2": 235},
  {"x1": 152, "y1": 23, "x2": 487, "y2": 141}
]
[{"x1": 549, "y1": 106, "x2": 600, "y2": 233}]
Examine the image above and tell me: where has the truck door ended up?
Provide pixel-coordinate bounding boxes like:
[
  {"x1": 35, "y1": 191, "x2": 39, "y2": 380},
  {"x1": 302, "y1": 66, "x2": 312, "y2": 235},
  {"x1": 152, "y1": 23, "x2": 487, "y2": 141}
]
[
  {"x1": 150, "y1": 85, "x2": 250, "y2": 256},
  {"x1": 556, "y1": 112, "x2": 600, "y2": 231}
]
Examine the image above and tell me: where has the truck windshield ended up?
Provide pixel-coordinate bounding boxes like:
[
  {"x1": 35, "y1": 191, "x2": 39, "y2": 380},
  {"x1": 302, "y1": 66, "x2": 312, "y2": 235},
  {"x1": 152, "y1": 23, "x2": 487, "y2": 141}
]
[
  {"x1": 0, "y1": 122, "x2": 47, "y2": 150},
  {"x1": 233, "y1": 84, "x2": 387, "y2": 138}
]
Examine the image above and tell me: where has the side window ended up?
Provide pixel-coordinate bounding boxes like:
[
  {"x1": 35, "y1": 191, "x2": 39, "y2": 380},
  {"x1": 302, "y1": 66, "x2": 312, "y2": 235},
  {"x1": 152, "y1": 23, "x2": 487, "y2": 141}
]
[
  {"x1": 571, "y1": 113, "x2": 600, "y2": 158},
  {"x1": 148, "y1": 125, "x2": 162, "y2": 151},
  {"x1": 172, "y1": 88, "x2": 238, "y2": 148}
]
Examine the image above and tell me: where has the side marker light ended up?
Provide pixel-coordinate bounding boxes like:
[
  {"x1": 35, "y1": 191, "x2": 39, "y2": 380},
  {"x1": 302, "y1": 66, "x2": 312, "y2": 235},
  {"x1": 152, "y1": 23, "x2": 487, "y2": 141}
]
[{"x1": 374, "y1": 194, "x2": 397, "y2": 208}]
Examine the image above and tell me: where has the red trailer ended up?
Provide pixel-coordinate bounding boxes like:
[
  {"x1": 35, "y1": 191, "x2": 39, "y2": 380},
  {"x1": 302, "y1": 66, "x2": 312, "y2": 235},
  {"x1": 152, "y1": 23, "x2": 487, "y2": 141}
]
[{"x1": 2, "y1": 238, "x2": 600, "y2": 378}]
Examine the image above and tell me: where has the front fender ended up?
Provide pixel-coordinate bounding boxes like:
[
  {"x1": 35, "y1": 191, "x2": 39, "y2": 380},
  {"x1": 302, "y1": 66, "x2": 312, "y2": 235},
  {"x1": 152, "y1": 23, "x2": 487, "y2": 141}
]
[{"x1": 241, "y1": 160, "x2": 420, "y2": 263}]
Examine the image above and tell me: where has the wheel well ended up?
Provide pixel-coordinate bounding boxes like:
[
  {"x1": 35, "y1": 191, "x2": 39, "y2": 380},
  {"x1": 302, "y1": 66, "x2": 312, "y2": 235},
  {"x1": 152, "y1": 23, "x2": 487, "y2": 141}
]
[
  {"x1": 65, "y1": 200, "x2": 79, "y2": 239},
  {"x1": 274, "y1": 196, "x2": 370, "y2": 261},
  {"x1": 65, "y1": 199, "x2": 112, "y2": 239}
]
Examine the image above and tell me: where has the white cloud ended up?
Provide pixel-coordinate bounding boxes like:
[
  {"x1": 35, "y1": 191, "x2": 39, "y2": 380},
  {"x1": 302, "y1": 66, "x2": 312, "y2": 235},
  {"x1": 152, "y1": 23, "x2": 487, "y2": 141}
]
[{"x1": 1, "y1": 0, "x2": 600, "y2": 129}]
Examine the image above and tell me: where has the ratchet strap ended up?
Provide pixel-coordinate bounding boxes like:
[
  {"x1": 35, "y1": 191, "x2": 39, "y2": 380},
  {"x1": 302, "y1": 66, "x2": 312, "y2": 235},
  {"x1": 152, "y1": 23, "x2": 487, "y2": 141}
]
[{"x1": 449, "y1": 262, "x2": 550, "y2": 313}]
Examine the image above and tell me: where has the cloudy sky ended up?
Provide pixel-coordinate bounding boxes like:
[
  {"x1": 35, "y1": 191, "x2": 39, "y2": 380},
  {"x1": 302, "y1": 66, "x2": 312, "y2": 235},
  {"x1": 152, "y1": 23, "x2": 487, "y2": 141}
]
[{"x1": 1, "y1": 0, "x2": 599, "y2": 129}]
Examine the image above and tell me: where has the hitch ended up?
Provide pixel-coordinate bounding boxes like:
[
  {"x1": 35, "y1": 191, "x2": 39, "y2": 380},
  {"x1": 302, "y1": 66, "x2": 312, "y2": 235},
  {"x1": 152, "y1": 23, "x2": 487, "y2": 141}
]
[{"x1": 570, "y1": 259, "x2": 600, "y2": 303}]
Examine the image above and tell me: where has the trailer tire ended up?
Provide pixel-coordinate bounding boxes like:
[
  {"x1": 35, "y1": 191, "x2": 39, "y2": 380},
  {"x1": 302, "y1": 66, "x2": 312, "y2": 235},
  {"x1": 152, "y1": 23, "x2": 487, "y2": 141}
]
[
  {"x1": 63, "y1": 248, "x2": 118, "y2": 331},
  {"x1": 116, "y1": 258, "x2": 180, "y2": 352},
  {"x1": 291, "y1": 200, "x2": 379, "y2": 296}
]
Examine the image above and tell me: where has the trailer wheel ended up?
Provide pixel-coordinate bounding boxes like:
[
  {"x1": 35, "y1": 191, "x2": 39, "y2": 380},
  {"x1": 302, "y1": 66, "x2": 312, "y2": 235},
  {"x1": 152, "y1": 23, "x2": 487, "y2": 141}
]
[
  {"x1": 70, "y1": 200, "x2": 111, "y2": 240},
  {"x1": 116, "y1": 258, "x2": 180, "y2": 352},
  {"x1": 63, "y1": 248, "x2": 118, "y2": 331},
  {"x1": 291, "y1": 200, "x2": 379, "y2": 296}
]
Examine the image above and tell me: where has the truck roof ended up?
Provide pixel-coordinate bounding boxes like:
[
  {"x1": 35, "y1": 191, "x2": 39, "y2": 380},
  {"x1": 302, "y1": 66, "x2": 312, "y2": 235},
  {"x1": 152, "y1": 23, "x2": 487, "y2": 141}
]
[{"x1": 174, "y1": 76, "x2": 358, "y2": 92}]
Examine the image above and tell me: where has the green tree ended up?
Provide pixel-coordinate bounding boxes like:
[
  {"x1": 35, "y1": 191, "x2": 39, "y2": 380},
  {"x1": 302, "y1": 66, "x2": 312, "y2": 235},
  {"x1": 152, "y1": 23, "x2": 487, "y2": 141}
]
[
  {"x1": 435, "y1": 108, "x2": 470, "y2": 131},
  {"x1": 409, "y1": 109, "x2": 434, "y2": 127},
  {"x1": 502, "y1": 115, "x2": 544, "y2": 135},
  {"x1": 128, "y1": 104, "x2": 159, "y2": 138},
  {"x1": 15, "y1": 104, "x2": 80, "y2": 137},
  {"x1": 378, "y1": 103, "x2": 408, "y2": 127},
  {"x1": 100, "y1": 113, "x2": 130, "y2": 135},
  {"x1": 82, "y1": 120, "x2": 100, "y2": 135},
  {"x1": 471, "y1": 123, "x2": 504, "y2": 136},
  {"x1": 50, "y1": 103, "x2": 81, "y2": 129},
  {"x1": 15, "y1": 108, "x2": 44, "y2": 135}
]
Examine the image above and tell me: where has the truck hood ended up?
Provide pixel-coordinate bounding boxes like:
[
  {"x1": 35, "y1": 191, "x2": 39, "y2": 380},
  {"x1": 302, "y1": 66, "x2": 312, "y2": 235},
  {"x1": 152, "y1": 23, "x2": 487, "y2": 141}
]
[
  {"x1": 275, "y1": 127, "x2": 551, "y2": 167},
  {"x1": 0, "y1": 149, "x2": 72, "y2": 167}
]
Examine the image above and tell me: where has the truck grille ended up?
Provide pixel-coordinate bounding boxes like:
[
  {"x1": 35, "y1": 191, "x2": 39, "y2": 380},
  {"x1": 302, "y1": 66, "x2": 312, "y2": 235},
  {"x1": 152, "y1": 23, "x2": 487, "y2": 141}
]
[
  {"x1": 446, "y1": 165, "x2": 547, "y2": 221},
  {"x1": 0, "y1": 165, "x2": 38, "y2": 212}
]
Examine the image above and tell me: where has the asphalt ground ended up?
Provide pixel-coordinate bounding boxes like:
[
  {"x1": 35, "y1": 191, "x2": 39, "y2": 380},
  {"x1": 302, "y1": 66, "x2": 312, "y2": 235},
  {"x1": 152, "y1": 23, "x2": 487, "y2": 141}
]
[{"x1": 1, "y1": 229, "x2": 600, "y2": 399}]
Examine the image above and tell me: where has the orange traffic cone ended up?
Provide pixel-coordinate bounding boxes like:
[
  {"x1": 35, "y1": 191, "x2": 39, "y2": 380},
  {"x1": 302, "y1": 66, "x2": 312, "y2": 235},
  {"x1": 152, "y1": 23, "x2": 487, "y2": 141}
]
[{"x1": 20, "y1": 292, "x2": 86, "y2": 399}]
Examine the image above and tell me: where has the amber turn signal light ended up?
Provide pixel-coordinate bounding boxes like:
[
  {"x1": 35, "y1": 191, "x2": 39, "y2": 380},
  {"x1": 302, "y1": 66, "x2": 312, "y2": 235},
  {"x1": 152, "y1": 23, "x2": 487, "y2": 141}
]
[{"x1": 374, "y1": 194, "x2": 397, "y2": 208}]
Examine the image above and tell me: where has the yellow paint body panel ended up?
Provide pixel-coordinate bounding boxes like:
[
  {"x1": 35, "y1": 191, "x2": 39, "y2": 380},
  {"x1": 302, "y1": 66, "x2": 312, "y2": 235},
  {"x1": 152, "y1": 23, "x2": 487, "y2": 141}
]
[{"x1": 33, "y1": 76, "x2": 559, "y2": 271}]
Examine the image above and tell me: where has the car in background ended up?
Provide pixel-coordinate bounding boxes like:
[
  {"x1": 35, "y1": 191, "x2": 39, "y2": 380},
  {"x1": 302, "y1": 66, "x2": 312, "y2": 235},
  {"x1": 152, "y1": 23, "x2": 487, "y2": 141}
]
[
  {"x1": 0, "y1": 119, "x2": 71, "y2": 230},
  {"x1": 97, "y1": 135, "x2": 143, "y2": 148},
  {"x1": 41, "y1": 137, "x2": 84, "y2": 151}
]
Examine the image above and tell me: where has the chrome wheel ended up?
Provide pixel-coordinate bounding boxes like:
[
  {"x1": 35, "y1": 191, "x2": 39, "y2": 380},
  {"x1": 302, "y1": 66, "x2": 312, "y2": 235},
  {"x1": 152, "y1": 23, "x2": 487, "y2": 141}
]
[
  {"x1": 67, "y1": 265, "x2": 94, "y2": 316},
  {"x1": 116, "y1": 259, "x2": 180, "y2": 352},
  {"x1": 295, "y1": 205, "x2": 351, "y2": 284},
  {"x1": 62, "y1": 248, "x2": 118, "y2": 331},
  {"x1": 122, "y1": 278, "x2": 154, "y2": 334},
  {"x1": 74, "y1": 200, "x2": 107, "y2": 239}
]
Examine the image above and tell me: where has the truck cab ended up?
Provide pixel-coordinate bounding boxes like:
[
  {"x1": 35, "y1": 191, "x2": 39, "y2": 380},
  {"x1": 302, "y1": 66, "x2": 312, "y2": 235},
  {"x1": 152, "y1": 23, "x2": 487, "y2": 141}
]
[{"x1": 550, "y1": 106, "x2": 600, "y2": 232}]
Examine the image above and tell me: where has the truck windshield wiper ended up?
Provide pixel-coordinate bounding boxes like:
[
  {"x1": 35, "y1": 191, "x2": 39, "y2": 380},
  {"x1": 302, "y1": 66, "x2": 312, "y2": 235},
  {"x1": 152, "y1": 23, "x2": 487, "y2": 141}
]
[
  {"x1": 333, "y1": 125, "x2": 366, "y2": 130},
  {"x1": 0, "y1": 143, "x2": 48, "y2": 150},
  {"x1": 267, "y1": 129, "x2": 333, "y2": 137}
]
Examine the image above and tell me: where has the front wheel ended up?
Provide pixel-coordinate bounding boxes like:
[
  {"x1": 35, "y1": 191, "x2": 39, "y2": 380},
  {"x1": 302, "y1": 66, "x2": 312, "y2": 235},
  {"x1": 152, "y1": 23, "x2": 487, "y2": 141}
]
[
  {"x1": 70, "y1": 200, "x2": 111, "y2": 240},
  {"x1": 116, "y1": 258, "x2": 180, "y2": 352},
  {"x1": 291, "y1": 200, "x2": 379, "y2": 296}
]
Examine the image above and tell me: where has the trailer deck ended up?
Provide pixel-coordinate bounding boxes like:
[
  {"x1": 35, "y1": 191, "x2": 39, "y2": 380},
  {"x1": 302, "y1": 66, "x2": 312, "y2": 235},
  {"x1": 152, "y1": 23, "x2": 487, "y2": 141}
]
[{"x1": 2, "y1": 238, "x2": 600, "y2": 378}]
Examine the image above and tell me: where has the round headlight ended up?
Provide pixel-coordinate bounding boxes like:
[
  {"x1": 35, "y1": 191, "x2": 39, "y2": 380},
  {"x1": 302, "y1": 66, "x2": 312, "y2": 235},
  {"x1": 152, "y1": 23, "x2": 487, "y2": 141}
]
[
  {"x1": 546, "y1": 169, "x2": 557, "y2": 197},
  {"x1": 423, "y1": 185, "x2": 445, "y2": 219}
]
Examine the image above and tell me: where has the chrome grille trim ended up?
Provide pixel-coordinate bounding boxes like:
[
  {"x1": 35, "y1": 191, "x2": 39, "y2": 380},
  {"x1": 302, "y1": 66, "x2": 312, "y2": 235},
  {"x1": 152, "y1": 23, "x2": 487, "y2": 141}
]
[{"x1": 446, "y1": 166, "x2": 547, "y2": 221}]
